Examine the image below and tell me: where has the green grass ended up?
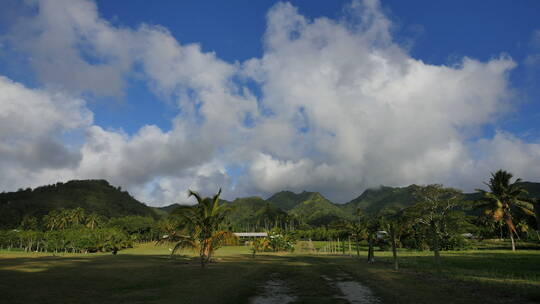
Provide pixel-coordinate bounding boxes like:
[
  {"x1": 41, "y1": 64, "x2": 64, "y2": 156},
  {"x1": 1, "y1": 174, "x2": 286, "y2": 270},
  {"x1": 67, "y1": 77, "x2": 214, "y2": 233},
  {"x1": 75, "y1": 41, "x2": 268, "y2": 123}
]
[{"x1": 1, "y1": 243, "x2": 539, "y2": 303}]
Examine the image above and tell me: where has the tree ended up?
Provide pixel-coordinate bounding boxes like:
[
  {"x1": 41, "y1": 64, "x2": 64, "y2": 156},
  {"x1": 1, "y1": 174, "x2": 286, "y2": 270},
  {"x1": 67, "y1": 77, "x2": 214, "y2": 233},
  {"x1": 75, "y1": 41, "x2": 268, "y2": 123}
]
[
  {"x1": 19, "y1": 215, "x2": 39, "y2": 230},
  {"x1": 379, "y1": 208, "x2": 407, "y2": 271},
  {"x1": 159, "y1": 188, "x2": 236, "y2": 267},
  {"x1": 365, "y1": 218, "x2": 380, "y2": 264},
  {"x1": 413, "y1": 184, "x2": 461, "y2": 273},
  {"x1": 43, "y1": 210, "x2": 60, "y2": 231},
  {"x1": 340, "y1": 209, "x2": 367, "y2": 258},
  {"x1": 476, "y1": 170, "x2": 534, "y2": 251},
  {"x1": 57, "y1": 209, "x2": 72, "y2": 230},
  {"x1": 70, "y1": 207, "x2": 86, "y2": 226},
  {"x1": 85, "y1": 212, "x2": 102, "y2": 229}
]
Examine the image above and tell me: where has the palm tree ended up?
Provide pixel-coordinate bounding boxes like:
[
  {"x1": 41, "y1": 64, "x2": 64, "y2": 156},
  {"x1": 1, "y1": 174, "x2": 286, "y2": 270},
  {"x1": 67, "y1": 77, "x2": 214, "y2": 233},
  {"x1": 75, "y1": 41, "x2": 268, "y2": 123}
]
[
  {"x1": 43, "y1": 210, "x2": 60, "y2": 231},
  {"x1": 70, "y1": 207, "x2": 86, "y2": 226},
  {"x1": 159, "y1": 188, "x2": 236, "y2": 267},
  {"x1": 379, "y1": 208, "x2": 407, "y2": 271},
  {"x1": 85, "y1": 212, "x2": 101, "y2": 229},
  {"x1": 57, "y1": 209, "x2": 72, "y2": 230},
  {"x1": 476, "y1": 170, "x2": 534, "y2": 251}
]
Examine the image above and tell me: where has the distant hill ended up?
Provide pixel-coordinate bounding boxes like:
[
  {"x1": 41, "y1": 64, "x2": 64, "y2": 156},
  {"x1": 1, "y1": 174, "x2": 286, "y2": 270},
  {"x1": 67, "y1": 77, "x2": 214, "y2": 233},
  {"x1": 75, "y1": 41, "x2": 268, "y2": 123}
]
[
  {"x1": 151, "y1": 203, "x2": 185, "y2": 217},
  {"x1": 227, "y1": 196, "x2": 270, "y2": 228},
  {"x1": 340, "y1": 182, "x2": 540, "y2": 215},
  {"x1": 289, "y1": 192, "x2": 352, "y2": 225},
  {"x1": 3, "y1": 179, "x2": 537, "y2": 230},
  {"x1": 340, "y1": 185, "x2": 421, "y2": 215},
  {"x1": 267, "y1": 190, "x2": 329, "y2": 211},
  {"x1": 519, "y1": 182, "x2": 540, "y2": 198},
  {"x1": 0, "y1": 180, "x2": 157, "y2": 228}
]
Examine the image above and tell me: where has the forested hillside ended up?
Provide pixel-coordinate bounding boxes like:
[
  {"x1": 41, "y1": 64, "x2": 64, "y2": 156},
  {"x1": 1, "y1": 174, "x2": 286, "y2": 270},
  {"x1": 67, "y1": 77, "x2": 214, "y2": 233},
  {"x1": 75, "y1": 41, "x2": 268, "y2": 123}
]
[
  {"x1": 0, "y1": 180, "x2": 157, "y2": 228},
  {"x1": 3, "y1": 179, "x2": 539, "y2": 230}
]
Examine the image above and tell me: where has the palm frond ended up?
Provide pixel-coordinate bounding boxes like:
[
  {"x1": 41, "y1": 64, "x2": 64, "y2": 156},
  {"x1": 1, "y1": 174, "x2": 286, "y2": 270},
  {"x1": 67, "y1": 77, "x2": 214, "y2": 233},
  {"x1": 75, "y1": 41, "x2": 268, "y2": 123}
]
[{"x1": 188, "y1": 189, "x2": 203, "y2": 204}]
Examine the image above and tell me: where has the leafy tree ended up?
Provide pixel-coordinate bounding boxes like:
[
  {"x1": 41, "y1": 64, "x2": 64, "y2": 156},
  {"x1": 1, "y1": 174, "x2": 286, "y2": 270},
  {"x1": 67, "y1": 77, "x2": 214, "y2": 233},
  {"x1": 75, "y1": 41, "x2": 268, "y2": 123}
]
[
  {"x1": 250, "y1": 238, "x2": 270, "y2": 258},
  {"x1": 160, "y1": 189, "x2": 235, "y2": 267},
  {"x1": 19, "y1": 216, "x2": 39, "y2": 230},
  {"x1": 476, "y1": 170, "x2": 535, "y2": 251},
  {"x1": 108, "y1": 216, "x2": 155, "y2": 241},
  {"x1": 413, "y1": 184, "x2": 461, "y2": 272}
]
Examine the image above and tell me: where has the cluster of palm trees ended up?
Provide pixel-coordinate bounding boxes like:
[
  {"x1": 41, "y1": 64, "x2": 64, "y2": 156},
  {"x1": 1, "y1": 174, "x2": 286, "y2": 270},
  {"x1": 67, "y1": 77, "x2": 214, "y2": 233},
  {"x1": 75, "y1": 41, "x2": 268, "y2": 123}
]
[{"x1": 43, "y1": 207, "x2": 102, "y2": 231}]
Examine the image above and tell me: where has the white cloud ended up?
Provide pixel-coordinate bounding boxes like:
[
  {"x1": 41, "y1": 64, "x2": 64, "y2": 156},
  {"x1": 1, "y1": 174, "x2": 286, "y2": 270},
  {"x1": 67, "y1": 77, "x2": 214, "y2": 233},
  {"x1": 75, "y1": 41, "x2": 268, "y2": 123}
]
[
  {"x1": 0, "y1": 75, "x2": 91, "y2": 189},
  {"x1": 1, "y1": 0, "x2": 540, "y2": 205}
]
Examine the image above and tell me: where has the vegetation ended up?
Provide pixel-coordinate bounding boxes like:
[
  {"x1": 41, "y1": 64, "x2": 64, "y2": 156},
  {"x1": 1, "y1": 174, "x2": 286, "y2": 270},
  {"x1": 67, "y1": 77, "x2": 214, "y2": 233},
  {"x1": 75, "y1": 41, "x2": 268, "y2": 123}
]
[
  {"x1": 412, "y1": 185, "x2": 462, "y2": 272},
  {"x1": 0, "y1": 180, "x2": 157, "y2": 229},
  {"x1": 476, "y1": 170, "x2": 535, "y2": 251},
  {"x1": 288, "y1": 192, "x2": 352, "y2": 226},
  {"x1": 1, "y1": 243, "x2": 540, "y2": 304},
  {"x1": 159, "y1": 189, "x2": 236, "y2": 267},
  {"x1": 1, "y1": 170, "x2": 539, "y2": 302}
]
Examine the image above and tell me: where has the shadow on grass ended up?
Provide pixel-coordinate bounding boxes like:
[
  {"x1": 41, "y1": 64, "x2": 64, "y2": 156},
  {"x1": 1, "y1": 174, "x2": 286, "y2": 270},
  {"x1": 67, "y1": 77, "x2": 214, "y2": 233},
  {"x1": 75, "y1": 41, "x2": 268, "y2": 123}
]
[
  {"x1": 1, "y1": 251, "x2": 539, "y2": 304},
  {"x1": 361, "y1": 250, "x2": 540, "y2": 303},
  {"x1": 0, "y1": 252, "x2": 340, "y2": 304}
]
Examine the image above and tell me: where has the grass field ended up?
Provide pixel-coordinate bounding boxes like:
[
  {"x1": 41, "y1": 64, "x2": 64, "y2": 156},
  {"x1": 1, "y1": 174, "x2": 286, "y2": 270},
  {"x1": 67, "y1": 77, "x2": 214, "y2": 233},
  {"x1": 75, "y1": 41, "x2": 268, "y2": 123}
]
[{"x1": 1, "y1": 242, "x2": 539, "y2": 303}]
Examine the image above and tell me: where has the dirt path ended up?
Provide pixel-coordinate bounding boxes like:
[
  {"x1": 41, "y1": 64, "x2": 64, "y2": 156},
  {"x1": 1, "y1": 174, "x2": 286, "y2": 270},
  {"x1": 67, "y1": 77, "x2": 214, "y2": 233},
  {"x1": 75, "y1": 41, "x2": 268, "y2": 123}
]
[
  {"x1": 250, "y1": 271, "x2": 379, "y2": 304},
  {"x1": 249, "y1": 273, "x2": 297, "y2": 304},
  {"x1": 321, "y1": 272, "x2": 380, "y2": 304}
]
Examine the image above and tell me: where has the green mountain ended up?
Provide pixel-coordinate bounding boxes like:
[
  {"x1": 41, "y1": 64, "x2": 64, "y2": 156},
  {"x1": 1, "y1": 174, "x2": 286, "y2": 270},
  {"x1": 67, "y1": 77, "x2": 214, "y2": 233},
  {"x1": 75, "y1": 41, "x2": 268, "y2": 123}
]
[
  {"x1": 340, "y1": 182, "x2": 540, "y2": 216},
  {"x1": 519, "y1": 182, "x2": 540, "y2": 198},
  {"x1": 289, "y1": 192, "x2": 351, "y2": 225},
  {"x1": 267, "y1": 190, "x2": 331, "y2": 211},
  {"x1": 0, "y1": 180, "x2": 157, "y2": 228},
  {"x1": 340, "y1": 185, "x2": 421, "y2": 215},
  {"x1": 151, "y1": 203, "x2": 185, "y2": 217},
  {"x1": 227, "y1": 196, "x2": 270, "y2": 228}
]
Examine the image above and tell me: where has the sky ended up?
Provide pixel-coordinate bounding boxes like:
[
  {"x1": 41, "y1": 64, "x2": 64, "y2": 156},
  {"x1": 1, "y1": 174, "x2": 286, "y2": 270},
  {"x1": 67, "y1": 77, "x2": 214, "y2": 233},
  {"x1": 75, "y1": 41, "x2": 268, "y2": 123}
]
[{"x1": 1, "y1": 0, "x2": 540, "y2": 206}]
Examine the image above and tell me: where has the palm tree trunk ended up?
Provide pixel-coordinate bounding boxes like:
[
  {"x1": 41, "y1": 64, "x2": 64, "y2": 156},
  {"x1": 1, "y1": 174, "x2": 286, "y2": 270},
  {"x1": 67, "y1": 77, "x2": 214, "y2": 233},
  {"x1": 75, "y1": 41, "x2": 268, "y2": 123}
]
[
  {"x1": 510, "y1": 231, "x2": 516, "y2": 251},
  {"x1": 367, "y1": 233, "x2": 375, "y2": 263},
  {"x1": 390, "y1": 225, "x2": 398, "y2": 271}
]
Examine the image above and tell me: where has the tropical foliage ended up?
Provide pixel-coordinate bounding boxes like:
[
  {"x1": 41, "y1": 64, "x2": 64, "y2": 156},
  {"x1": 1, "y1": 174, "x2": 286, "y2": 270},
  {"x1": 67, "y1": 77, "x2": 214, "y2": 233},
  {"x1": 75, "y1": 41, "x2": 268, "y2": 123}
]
[
  {"x1": 476, "y1": 170, "x2": 535, "y2": 251},
  {"x1": 159, "y1": 189, "x2": 236, "y2": 267}
]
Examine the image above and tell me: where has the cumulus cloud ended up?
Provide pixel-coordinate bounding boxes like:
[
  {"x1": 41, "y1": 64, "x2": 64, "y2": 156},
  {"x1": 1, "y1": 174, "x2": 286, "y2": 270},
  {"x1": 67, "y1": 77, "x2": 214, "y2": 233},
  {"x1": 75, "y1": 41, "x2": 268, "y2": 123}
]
[
  {"x1": 0, "y1": 75, "x2": 91, "y2": 189},
  {"x1": 1, "y1": 0, "x2": 540, "y2": 205},
  {"x1": 238, "y1": 1, "x2": 527, "y2": 200}
]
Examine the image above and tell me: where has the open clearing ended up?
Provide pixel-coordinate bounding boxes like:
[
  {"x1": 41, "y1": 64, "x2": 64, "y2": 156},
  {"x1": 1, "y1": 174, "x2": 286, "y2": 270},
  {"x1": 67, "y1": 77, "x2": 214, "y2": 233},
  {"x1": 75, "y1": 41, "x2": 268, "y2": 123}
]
[{"x1": 1, "y1": 243, "x2": 539, "y2": 304}]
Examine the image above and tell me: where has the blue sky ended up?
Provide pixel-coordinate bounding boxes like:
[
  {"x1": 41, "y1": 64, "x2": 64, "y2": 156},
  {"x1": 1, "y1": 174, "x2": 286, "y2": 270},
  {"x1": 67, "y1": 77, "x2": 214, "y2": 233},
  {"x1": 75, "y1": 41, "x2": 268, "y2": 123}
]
[
  {"x1": 1, "y1": 0, "x2": 539, "y2": 205},
  {"x1": 25, "y1": 0, "x2": 540, "y2": 137}
]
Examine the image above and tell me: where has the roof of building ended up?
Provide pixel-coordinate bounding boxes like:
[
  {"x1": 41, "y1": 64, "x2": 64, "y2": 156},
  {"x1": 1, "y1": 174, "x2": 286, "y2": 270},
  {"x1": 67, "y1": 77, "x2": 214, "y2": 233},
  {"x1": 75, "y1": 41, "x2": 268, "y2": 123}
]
[{"x1": 234, "y1": 232, "x2": 268, "y2": 237}]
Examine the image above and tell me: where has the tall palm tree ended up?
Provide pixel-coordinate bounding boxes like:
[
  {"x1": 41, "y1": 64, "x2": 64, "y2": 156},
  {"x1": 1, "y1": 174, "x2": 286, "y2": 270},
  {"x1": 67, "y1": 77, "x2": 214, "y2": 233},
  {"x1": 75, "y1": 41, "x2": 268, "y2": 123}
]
[
  {"x1": 476, "y1": 170, "x2": 534, "y2": 251},
  {"x1": 70, "y1": 207, "x2": 86, "y2": 226},
  {"x1": 43, "y1": 210, "x2": 60, "y2": 231},
  {"x1": 85, "y1": 212, "x2": 101, "y2": 229},
  {"x1": 57, "y1": 209, "x2": 72, "y2": 230},
  {"x1": 160, "y1": 188, "x2": 235, "y2": 267}
]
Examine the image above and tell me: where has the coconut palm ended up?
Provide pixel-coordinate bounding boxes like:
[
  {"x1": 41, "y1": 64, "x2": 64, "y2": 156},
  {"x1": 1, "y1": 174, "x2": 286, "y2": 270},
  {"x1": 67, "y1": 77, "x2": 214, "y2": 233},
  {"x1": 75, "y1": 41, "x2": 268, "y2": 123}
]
[
  {"x1": 476, "y1": 170, "x2": 534, "y2": 251},
  {"x1": 57, "y1": 209, "x2": 72, "y2": 230},
  {"x1": 160, "y1": 188, "x2": 235, "y2": 267},
  {"x1": 70, "y1": 207, "x2": 86, "y2": 226},
  {"x1": 43, "y1": 210, "x2": 60, "y2": 231},
  {"x1": 85, "y1": 212, "x2": 102, "y2": 229}
]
